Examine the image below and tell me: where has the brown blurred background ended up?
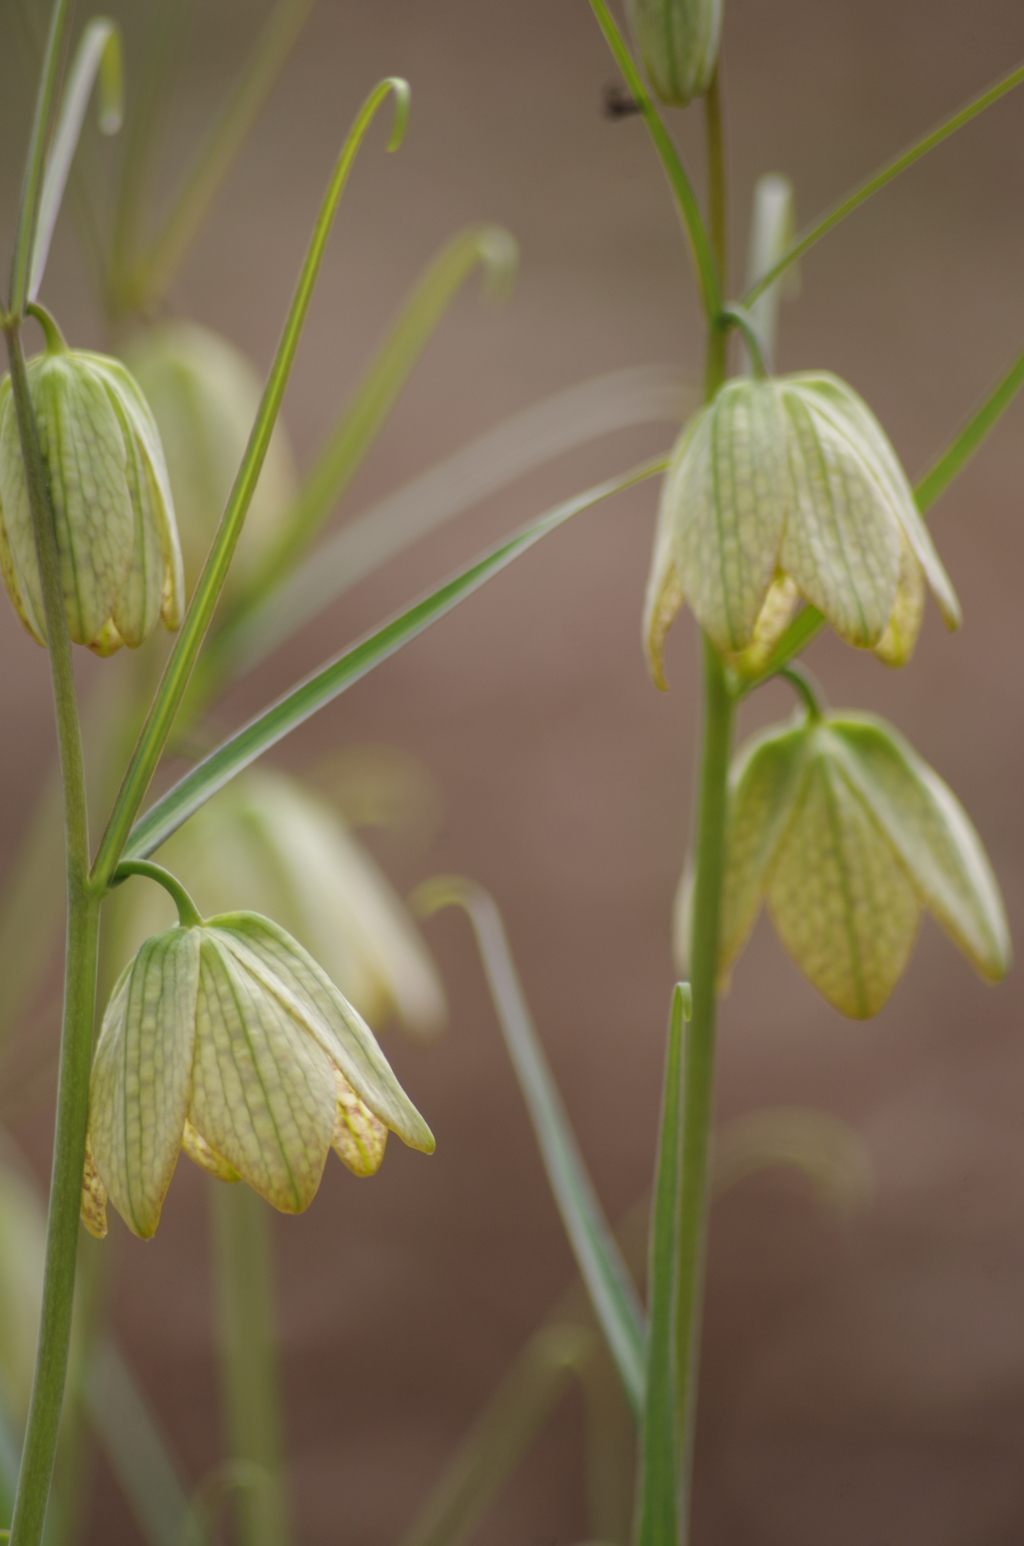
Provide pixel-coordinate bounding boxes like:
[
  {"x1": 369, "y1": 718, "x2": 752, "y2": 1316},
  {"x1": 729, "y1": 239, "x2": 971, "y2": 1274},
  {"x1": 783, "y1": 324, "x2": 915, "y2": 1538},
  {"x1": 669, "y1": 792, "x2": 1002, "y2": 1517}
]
[{"x1": 3, "y1": 1, "x2": 1024, "y2": 1541}]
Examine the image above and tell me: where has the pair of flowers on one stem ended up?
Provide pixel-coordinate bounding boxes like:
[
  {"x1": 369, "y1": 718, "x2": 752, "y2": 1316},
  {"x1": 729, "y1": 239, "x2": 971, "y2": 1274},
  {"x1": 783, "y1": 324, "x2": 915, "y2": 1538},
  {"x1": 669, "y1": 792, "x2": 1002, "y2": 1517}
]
[{"x1": 650, "y1": 370, "x2": 1011, "y2": 1017}]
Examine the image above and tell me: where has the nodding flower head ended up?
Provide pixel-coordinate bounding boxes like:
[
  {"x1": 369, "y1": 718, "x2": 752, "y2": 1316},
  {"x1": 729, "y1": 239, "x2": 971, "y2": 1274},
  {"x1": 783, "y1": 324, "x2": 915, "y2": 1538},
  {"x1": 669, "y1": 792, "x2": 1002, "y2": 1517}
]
[
  {"x1": 0, "y1": 311, "x2": 183, "y2": 655},
  {"x1": 644, "y1": 373, "x2": 961, "y2": 686},
  {"x1": 713, "y1": 710, "x2": 1010, "y2": 1018},
  {"x1": 83, "y1": 907, "x2": 434, "y2": 1240}
]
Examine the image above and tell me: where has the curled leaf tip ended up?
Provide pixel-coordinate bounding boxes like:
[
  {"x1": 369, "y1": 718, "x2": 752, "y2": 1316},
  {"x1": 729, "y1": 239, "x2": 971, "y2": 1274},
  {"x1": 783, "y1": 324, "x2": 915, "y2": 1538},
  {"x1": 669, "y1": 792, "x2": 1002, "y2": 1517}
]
[
  {"x1": 382, "y1": 77, "x2": 411, "y2": 151},
  {"x1": 676, "y1": 981, "x2": 692, "y2": 1021},
  {"x1": 476, "y1": 226, "x2": 519, "y2": 302},
  {"x1": 409, "y1": 874, "x2": 478, "y2": 921},
  {"x1": 96, "y1": 20, "x2": 124, "y2": 135}
]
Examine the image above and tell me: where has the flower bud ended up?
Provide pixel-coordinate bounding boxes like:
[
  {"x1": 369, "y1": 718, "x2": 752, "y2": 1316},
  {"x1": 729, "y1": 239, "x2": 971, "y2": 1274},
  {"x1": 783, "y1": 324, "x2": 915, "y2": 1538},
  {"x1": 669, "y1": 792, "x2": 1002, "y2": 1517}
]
[
  {"x1": 103, "y1": 767, "x2": 446, "y2": 1040},
  {"x1": 644, "y1": 373, "x2": 961, "y2": 684},
  {"x1": 123, "y1": 322, "x2": 296, "y2": 600},
  {"x1": 84, "y1": 910, "x2": 434, "y2": 1239},
  {"x1": 0, "y1": 322, "x2": 183, "y2": 655},
  {"x1": 626, "y1": 0, "x2": 723, "y2": 107},
  {"x1": 716, "y1": 711, "x2": 1010, "y2": 1017}
]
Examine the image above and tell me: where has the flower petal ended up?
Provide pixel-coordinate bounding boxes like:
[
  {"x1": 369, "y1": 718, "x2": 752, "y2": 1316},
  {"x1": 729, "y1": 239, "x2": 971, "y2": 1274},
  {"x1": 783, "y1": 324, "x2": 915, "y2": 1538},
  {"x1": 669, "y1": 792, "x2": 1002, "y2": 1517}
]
[
  {"x1": 824, "y1": 715, "x2": 1011, "y2": 982},
  {"x1": 766, "y1": 747, "x2": 920, "y2": 1017},
  {"x1": 802, "y1": 373, "x2": 960, "y2": 630},
  {"x1": 188, "y1": 934, "x2": 336, "y2": 1213},
  {"x1": 80, "y1": 1136, "x2": 108, "y2": 1241},
  {"x1": 872, "y1": 533, "x2": 925, "y2": 668},
  {"x1": 672, "y1": 381, "x2": 788, "y2": 654},
  {"x1": 209, "y1": 913, "x2": 435, "y2": 1156},
  {"x1": 89, "y1": 928, "x2": 200, "y2": 1239},
  {"x1": 778, "y1": 378, "x2": 901, "y2": 649},
  {"x1": 181, "y1": 1119, "x2": 241, "y2": 1183},
  {"x1": 642, "y1": 493, "x2": 686, "y2": 690},
  {"x1": 332, "y1": 1067, "x2": 388, "y2": 1177},
  {"x1": 719, "y1": 719, "x2": 809, "y2": 978}
]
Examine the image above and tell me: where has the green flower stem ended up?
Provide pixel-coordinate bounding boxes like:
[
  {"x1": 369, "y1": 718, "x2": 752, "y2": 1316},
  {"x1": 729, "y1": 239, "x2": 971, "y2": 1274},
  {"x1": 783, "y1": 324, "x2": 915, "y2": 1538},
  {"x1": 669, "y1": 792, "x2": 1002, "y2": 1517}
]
[
  {"x1": 674, "y1": 637, "x2": 734, "y2": 1526},
  {"x1": 671, "y1": 74, "x2": 736, "y2": 1541},
  {"x1": 91, "y1": 76, "x2": 410, "y2": 892},
  {"x1": 210, "y1": 1184, "x2": 292, "y2": 1546},
  {"x1": 744, "y1": 59, "x2": 1024, "y2": 308},
  {"x1": 6, "y1": 0, "x2": 75, "y2": 319},
  {"x1": 1, "y1": 319, "x2": 101, "y2": 1546},
  {"x1": 110, "y1": 861, "x2": 203, "y2": 929}
]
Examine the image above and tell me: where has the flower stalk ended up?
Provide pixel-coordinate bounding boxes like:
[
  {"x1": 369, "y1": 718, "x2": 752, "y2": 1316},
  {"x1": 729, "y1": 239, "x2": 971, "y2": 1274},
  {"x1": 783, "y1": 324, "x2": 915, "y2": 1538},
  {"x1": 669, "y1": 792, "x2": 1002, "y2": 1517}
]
[{"x1": 0, "y1": 318, "x2": 100, "y2": 1546}]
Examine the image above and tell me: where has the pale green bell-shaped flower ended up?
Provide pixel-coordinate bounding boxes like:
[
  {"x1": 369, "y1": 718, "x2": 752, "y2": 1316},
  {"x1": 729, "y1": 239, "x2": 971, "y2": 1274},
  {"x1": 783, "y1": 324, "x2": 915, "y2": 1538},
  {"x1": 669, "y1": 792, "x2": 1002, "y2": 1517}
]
[
  {"x1": 626, "y1": 0, "x2": 722, "y2": 107},
  {"x1": 715, "y1": 710, "x2": 1010, "y2": 1018},
  {"x1": 0, "y1": 313, "x2": 183, "y2": 655},
  {"x1": 103, "y1": 767, "x2": 446, "y2": 1040},
  {"x1": 644, "y1": 373, "x2": 960, "y2": 685},
  {"x1": 123, "y1": 322, "x2": 297, "y2": 600},
  {"x1": 84, "y1": 907, "x2": 434, "y2": 1240}
]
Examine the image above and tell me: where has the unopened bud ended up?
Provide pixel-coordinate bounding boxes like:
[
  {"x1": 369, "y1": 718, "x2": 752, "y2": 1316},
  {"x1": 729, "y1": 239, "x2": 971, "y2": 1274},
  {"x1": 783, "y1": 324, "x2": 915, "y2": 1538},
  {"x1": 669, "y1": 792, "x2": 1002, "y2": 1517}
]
[
  {"x1": 0, "y1": 313, "x2": 183, "y2": 655},
  {"x1": 626, "y1": 0, "x2": 723, "y2": 107}
]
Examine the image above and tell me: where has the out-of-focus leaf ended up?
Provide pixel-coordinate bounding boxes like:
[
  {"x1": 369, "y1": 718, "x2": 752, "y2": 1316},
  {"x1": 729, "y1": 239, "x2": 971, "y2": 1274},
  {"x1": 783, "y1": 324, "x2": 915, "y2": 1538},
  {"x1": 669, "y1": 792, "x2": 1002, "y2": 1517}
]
[
  {"x1": 397, "y1": 1324, "x2": 595, "y2": 1546},
  {"x1": 28, "y1": 17, "x2": 123, "y2": 305},
  {"x1": 121, "y1": 458, "x2": 666, "y2": 866},
  {"x1": 744, "y1": 173, "x2": 796, "y2": 374},
  {"x1": 712, "y1": 1107, "x2": 873, "y2": 1215},
  {"x1": 238, "y1": 224, "x2": 519, "y2": 603},
  {"x1": 202, "y1": 366, "x2": 689, "y2": 687},
  {"x1": 414, "y1": 879, "x2": 646, "y2": 1420},
  {"x1": 82, "y1": 1341, "x2": 190, "y2": 1546},
  {"x1": 122, "y1": 0, "x2": 318, "y2": 312}
]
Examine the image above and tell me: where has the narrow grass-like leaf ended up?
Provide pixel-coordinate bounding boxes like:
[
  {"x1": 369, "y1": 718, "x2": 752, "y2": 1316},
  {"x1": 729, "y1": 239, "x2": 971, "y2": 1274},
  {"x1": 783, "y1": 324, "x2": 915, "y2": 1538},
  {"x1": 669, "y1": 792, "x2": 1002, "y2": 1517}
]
[
  {"x1": 414, "y1": 878, "x2": 646, "y2": 1421},
  {"x1": 28, "y1": 17, "x2": 122, "y2": 306},
  {"x1": 92, "y1": 77, "x2": 411, "y2": 887},
  {"x1": 744, "y1": 60, "x2": 1024, "y2": 306},
  {"x1": 7, "y1": 0, "x2": 75, "y2": 317},
  {"x1": 237, "y1": 224, "x2": 519, "y2": 604},
  {"x1": 635, "y1": 985, "x2": 688, "y2": 1546},
  {"x1": 397, "y1": 1323, "x2": 595, "y2": 1546},
  {"x1": 121, "y1": 459, "x2": 665, "y2": 863},
  {"x1": 202, "y1": 368, "x2": 687, "y2": 690},
  {"x1": 744, "y1": 174, "x2": 796, "y2": 375},
  {"x1": 589, "y1": 0, "x2": 720, "y2": 322},
  {"x1": 82, "y1": 1339, "x2": 190, "y2": 1546},
  {"x1": 915, "y1": 344, "x2": 1024, "y2": 512},
  {"x1": 125, "y1": 0, "x2": 317, "y2": 311}
]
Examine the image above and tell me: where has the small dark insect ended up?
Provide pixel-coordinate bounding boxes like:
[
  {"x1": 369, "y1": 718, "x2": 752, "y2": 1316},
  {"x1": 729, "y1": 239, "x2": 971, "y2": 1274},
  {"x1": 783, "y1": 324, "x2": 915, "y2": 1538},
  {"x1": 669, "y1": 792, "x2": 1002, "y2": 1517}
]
[{"x1": 602, "y1": 82, "x2": 642, "y2": 118}]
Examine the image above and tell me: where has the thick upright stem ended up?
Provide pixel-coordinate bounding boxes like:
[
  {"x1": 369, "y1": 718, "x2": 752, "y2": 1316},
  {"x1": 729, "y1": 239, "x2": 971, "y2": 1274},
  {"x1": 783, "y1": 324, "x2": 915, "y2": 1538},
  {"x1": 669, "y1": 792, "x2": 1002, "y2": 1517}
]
[
  {"x1": 674, "y1": 639, "x2": 733, "y2": 1528},
  {"x1": 2, "y1": 320, "x2": 99, "y2": 1546},
  {"x1": 673, "y1": 68, "x2": 735, "y2": 1542},
  {"x1": 211, "y1": 1184, "x2": 293, "y2": 1546}
]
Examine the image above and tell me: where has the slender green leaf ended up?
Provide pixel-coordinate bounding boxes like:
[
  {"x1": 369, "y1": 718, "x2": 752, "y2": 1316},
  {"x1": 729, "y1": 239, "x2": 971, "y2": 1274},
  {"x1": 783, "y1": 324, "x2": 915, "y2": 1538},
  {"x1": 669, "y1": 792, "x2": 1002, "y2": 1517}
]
[
  {"x1": 589, "y1": 0, "x2": 720, "y2": 322},
  {"x1": 81, "y1": 1340, "x2": 190, "y2": 1546},
  {"x1": 915, "y1": 344, "x2": 1024, "y2": 511},
  {"x1": 745, "y1": 60, "x2": 1024, "y2": 307},
  {"x1": 237, "y1": 224, "x2": 518, "y2": 604},
  {"x1": 203, "y1": 366, "x2": 689, "y2": 689},
  {"x1": 121, "y1": 459, "x2": 665, "y2": 864},
  {"x1": 414, "y1": 879, "x2": 646, "y2": 1421},
  {"x1": 93, "y1": 77, "x2": 411, "y2": 888},
  {"x1": 28, "y1": 18, "x2": 123, "y2": 306},
  {"x1": 635, "y1": 984, "x2": 688, "y2": 1546},
  {"x1": 397, "y1": 1324, "x2": 595, "y2": 1546},
  {"x1": 7, "y1": 0, "x2": 75, "y2": 318},
  {"x1": 125, "y1": 0, "x2": 318, "y2": 311}
]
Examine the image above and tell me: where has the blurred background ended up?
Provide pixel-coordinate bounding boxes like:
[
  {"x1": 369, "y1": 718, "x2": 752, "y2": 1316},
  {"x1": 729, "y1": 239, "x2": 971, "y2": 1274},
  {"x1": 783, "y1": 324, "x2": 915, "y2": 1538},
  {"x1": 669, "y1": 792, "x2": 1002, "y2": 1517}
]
[{"x1": 3, "y1": 1, "x2": 1024, "y2": 1542}]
